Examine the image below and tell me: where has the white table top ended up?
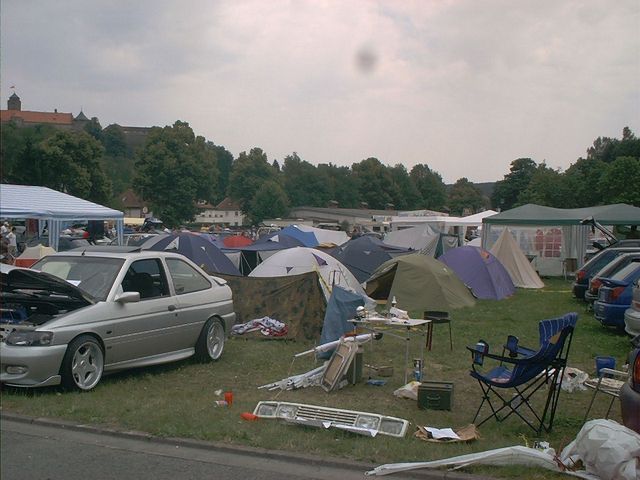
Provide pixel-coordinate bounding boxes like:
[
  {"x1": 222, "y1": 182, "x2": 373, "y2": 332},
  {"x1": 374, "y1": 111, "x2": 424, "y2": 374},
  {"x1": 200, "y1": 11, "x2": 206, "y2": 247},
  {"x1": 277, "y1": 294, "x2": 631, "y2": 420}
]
[{"x1": 351, "y1": 316, "x2": 431, "y2": 327}]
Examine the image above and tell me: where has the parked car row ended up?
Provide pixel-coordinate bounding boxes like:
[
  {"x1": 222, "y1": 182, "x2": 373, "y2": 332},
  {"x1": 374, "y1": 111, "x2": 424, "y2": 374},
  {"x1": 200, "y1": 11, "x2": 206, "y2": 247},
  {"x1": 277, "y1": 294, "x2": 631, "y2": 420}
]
[{"x1": 573, "y1": 244, "x2": 640, "y2": 335}]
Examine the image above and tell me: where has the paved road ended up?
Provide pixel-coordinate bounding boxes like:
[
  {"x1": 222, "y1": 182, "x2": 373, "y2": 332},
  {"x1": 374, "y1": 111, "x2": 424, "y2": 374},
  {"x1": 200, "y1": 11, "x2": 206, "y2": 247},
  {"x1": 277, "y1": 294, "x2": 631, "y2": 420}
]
[{"x1": 1, "y1": 415, "x2": 475, "y2": 480}]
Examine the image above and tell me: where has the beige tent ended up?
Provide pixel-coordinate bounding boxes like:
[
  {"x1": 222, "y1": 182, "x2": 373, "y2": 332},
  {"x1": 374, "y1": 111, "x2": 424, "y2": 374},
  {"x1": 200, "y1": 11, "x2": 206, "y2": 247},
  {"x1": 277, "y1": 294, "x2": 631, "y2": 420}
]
[
  {"x1": 15, "y1": 244, "x2": 56, "y2": 267},
  {"x1": 490, "y1": 229, "x2": 544, "y2": 289}
]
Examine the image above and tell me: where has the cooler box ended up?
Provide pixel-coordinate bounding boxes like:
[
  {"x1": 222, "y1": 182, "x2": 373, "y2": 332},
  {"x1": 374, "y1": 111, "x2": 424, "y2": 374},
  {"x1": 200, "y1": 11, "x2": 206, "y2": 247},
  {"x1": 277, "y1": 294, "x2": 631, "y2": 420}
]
[{"x1": 418, "y1": 381, "x2": 454, "y2": 410}]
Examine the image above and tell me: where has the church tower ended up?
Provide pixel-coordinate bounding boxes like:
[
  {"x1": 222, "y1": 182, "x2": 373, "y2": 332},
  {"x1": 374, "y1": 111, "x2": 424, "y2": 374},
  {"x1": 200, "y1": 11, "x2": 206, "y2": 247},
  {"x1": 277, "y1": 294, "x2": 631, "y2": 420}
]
[{"x1": 8, "y1": 93, "x2": 21, "y2": 111}]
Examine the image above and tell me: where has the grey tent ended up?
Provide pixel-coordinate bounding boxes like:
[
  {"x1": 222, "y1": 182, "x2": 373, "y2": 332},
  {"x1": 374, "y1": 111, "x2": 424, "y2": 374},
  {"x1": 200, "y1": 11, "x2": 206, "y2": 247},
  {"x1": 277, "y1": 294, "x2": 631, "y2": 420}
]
[{"x1": 329, "y1": 236, "x2": 411, "y2": 283}]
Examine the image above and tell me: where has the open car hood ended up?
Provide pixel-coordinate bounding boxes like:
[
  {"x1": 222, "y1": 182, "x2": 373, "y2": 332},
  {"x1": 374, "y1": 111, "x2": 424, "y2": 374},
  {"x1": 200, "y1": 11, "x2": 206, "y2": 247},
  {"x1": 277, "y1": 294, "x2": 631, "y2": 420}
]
[{"x1": 0, "y1": 264, "x2": 94, "y2": 306}]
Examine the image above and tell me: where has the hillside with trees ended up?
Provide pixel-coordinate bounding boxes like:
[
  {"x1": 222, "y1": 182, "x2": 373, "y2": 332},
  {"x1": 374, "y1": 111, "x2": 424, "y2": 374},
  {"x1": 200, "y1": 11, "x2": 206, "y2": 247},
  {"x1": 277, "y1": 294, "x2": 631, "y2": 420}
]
[{"x1": 2, "y1": 118, "x2": 638, "y2": 227}]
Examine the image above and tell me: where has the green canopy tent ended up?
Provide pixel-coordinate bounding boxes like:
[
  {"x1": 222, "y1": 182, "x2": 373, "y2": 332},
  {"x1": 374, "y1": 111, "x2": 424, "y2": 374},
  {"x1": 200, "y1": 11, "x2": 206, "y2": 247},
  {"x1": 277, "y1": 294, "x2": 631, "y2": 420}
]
[
  {"x1": 481, "y1": 203, "x2": 640, "y2": 275},
  {"x1": 365, "y1": 253, "x2": 476, "y2": 315}
]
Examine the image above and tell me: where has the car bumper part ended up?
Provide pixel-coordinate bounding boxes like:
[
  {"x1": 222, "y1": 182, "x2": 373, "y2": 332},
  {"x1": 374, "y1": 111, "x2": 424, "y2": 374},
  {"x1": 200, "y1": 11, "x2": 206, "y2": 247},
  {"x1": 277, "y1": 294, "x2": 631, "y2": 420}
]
[
  {"x1": 572, "y1": 283, "x2": 587, "y2": 300},
  {"x1": 0, "y1": 343, "x2": 67, "y2": 387},
  {"x1": 624, "y1": 308, "x2": 640, "y2": 337},
  {"x1": 593, "y1": 302, "x2": 627, "y2": 327}
]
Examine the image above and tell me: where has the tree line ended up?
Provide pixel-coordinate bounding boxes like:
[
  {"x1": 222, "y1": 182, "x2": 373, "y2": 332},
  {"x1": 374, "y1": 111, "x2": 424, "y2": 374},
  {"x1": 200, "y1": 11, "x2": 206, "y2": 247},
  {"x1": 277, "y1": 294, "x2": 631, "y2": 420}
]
[{"x1": 1, "y1": 118, "x2": 638, "y2": 227}]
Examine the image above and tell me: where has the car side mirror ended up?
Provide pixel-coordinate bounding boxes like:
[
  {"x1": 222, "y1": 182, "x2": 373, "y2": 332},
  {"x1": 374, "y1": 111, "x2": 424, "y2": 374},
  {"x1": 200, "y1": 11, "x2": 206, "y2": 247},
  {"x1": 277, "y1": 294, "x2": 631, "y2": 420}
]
[{"x1": 115, "y1": 291, "x2": 140, "y2": 304}]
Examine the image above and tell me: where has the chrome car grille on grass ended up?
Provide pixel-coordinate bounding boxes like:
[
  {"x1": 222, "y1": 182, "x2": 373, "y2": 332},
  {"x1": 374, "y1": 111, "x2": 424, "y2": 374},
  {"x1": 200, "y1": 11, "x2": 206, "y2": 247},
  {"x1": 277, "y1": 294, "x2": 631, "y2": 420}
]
[{"x1": 253, "y1": 401, "x2": 409, "y2": 438}]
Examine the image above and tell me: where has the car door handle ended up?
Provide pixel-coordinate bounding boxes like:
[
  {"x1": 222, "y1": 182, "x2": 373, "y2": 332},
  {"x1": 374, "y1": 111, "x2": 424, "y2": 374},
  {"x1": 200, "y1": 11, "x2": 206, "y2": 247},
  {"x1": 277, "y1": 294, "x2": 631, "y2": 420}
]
[{"x1": 168, "y1": 305, "x2": 176, "y2": 311}]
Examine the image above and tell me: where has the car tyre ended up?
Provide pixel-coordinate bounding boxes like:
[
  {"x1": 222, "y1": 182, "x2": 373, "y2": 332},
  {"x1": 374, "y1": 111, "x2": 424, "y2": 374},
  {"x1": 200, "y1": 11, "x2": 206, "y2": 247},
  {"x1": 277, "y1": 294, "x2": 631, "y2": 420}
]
[
  {"x1": 195, "y1": 318, "x2": 225, "y2": 362},
  {"x1": 60, "y1": 335, "x2": 104, "y2": 391}
]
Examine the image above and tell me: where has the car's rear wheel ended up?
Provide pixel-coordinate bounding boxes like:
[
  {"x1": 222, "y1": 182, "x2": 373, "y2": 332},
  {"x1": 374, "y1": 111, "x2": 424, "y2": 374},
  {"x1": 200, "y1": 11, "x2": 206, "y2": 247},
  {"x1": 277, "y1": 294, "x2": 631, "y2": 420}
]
[
  {"x1": 195, "y1": 318, "x2": 225, "y2": 362},
  {"x1": 60, "y1": 335, "x2": 104, "y2": 391}
]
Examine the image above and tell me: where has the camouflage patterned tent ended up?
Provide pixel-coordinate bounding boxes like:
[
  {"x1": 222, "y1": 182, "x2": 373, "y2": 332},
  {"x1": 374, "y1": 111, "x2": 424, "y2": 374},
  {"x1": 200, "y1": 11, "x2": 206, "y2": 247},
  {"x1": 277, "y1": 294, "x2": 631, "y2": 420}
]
[{"x1": 217, "y1": 271, "x2": 327, "y2": 340}]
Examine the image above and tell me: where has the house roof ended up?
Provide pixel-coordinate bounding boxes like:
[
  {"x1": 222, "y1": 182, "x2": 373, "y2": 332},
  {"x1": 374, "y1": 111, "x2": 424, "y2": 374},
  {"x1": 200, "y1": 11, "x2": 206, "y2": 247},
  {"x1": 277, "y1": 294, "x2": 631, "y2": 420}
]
[
  {"x1": 0, "y1": 109, "x2": 74, "y2": 125},
  {"x1": 216, "y1": 197, "x2": 241, "y2": 211},
  {"x1": 119, "y1": 189, "x2": 144, "y2": 207},
  {"x1": 196, "y1": 201, "x2": 216, "y2": 209},
  {"x1": 75, "y1": 110, "x2": 89, "y2": 121}
]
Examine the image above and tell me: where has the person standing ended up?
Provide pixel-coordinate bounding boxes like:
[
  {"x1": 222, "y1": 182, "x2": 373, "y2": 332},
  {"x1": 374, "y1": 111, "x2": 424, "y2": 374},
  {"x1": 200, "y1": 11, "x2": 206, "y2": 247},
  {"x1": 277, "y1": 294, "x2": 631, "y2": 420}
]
[{"x1": 6, "y1": 227, "x2": 18, "y2": 257}]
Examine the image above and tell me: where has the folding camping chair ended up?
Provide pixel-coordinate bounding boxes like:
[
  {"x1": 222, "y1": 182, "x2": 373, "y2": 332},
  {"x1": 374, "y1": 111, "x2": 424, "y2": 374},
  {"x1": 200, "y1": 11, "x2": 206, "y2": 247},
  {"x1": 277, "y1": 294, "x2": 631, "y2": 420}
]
[
  {"x1": 583, "y1": 367, "x2": 628, "y2": 422},
  {"x1": 467, "y1": 312, "x2": 578, "y2": 434}
]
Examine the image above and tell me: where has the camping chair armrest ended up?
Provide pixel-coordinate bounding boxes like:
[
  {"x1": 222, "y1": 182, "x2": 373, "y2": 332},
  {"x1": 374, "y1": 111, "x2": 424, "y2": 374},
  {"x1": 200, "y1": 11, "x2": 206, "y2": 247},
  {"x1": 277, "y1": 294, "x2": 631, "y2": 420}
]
[
  {"x1": 479, "y1": 351, "x2": 522, "y2": 365},
  {"x1": 597, "y1": 368, "x2": 629, "y2": 380},
  {"x1": 466, "y1": 345, "x2": 530, "y2": 365}
]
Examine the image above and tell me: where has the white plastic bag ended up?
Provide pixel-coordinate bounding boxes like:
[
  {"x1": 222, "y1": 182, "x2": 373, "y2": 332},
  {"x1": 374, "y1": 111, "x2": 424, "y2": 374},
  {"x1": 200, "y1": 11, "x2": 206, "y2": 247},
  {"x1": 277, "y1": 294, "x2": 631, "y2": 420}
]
[{"x1": 393, "y1": 381, "x2": 421, "y2": 400}]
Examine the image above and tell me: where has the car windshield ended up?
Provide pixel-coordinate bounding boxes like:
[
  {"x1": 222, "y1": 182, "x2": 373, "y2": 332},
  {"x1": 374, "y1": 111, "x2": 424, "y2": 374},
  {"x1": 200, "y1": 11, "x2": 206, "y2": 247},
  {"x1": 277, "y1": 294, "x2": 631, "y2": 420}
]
[
  {"x1": 583, "y1": 250, "x2": 621, "y2": 273},
  {"x1": 609, "y1": 261, "x2": 640, "y2": 282},
  {"x1": 32, "y1": 256, "x2": 125, "y2": 301}
]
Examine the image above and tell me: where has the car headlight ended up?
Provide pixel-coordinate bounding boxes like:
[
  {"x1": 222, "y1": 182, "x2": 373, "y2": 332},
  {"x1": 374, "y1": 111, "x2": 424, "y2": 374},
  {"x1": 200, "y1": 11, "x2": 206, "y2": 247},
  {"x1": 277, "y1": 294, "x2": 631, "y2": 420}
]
[
  {"x1": 255, "y1": 403, "x2": 278, "y2": 417},
  {"x1": 5, "y1": 331, "x2": 54, "y2": 346},
  {"x1": 379, "y1": 418, "x2": 406, "y2": 436},
  {"x1": 355, "y1": 415, "x2": 380, "y2": 430},
  {"x1": 276, "y1": 404, "x2": 299, "y2": 419}
]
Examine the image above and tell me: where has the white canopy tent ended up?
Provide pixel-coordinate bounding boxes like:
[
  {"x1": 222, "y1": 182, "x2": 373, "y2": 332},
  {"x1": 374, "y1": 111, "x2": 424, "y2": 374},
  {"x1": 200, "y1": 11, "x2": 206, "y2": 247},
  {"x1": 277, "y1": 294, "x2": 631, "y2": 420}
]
[
  {"x1": 385, "y1": 210, "x2": 498, "y2": 253},
  {"x1": 0, "y1": 184, "x2": 124, "y2": 251},
  {"x1": 482, "y1": 203, "x2": 640, "y2": 276},
  {"x1": 390, "y1": 210, "x2": 498, "y2": 231}
]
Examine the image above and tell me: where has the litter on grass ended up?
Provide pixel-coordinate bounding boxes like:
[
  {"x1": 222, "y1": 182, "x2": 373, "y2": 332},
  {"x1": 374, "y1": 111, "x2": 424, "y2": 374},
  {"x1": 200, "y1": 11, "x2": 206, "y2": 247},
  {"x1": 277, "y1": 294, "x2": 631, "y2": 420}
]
[
  {"x1": 259, "y1": 364, "x2": 327, "y2": 391},
  {"x1": 231, "y1": 316, "x2": 288, "y2": 337},
  {"x1": 253, "y1": 401, "x2": 409, "y2": 438},
  {"x1": 393, "y1": 381, "x2": 421, "y2": 400},
  {"x1": 561, "y1": 367, "x2": 589, "y2": 392},
  {"x1": 293, "y1": 333, "x2": 379, "y2": 358},
  {"x1": 367, "y1": 419, "x2": 640, "y2": 480},
  {"x1": 414, "y1": 424, "x2": 480, "y2": 443}
]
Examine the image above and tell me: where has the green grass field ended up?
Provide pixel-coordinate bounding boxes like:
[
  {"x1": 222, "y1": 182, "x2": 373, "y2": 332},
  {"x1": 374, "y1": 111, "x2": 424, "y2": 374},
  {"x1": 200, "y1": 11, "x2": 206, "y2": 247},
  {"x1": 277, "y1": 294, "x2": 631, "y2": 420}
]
[{"x1": 1, "y1": 278, "x2": 633, "y2": 478}]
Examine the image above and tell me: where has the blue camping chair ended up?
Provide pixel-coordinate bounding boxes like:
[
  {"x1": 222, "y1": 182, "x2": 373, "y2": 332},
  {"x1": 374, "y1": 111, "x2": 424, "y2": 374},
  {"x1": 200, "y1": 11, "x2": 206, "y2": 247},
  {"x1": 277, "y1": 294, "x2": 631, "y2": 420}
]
[{"x1": 467, "y1": 312, "x2": 578, "y2": 434}]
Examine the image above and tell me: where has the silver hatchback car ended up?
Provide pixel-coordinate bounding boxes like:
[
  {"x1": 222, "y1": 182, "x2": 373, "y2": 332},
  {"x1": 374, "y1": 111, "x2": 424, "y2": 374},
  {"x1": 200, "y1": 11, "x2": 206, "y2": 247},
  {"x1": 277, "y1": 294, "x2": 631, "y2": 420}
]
[{"x1": 1, "y1": 249, "x2": 236, "y2": 391}]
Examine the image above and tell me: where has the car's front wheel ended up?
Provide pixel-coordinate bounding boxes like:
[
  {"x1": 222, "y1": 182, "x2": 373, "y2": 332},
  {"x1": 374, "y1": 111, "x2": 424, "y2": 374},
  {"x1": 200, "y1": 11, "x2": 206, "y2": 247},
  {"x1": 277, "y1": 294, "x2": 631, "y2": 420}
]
[
  {"x1": 195, "y1": 318, "x2": 225, "y2": 362},
  {"x1": 60, "y1": 335, "x2": 104, "y2": 391}
]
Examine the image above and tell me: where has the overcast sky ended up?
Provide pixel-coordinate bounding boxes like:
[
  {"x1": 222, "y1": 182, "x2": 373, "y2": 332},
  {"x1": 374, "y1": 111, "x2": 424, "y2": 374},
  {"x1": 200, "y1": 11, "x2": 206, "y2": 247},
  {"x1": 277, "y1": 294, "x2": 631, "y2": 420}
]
[{"x1": 2, "y1": 1, "x2": 638, "y2": 183}]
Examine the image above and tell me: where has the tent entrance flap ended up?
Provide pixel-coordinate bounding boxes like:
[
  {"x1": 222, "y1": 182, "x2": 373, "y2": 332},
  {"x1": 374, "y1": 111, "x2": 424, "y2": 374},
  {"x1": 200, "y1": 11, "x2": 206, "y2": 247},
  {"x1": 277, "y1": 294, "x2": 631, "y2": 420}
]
[{"x1": 365, "y1": 264, "x2": 398, "y2": 301}]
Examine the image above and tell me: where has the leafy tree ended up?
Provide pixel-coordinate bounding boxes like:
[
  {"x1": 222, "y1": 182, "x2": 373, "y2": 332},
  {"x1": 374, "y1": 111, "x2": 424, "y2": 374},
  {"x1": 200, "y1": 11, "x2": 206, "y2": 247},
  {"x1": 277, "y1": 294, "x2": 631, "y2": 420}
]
[
  {"x1": 35, "y1": 130, "x2": 111, "y2": 203},
  {"x1": 388, "y1": 164, "x2": 422, "y2": 210},
  {"x1": 599, "y1": 157, "x2": 640, "y2": 205},
  {"x1": 249, "y1": 180, "x2": 290, "y2": 224},
  {"x1": 134, "y1": 121, "x2": 218, "y2": 226},
  {"x1": 447, "y1": 178, "x2": 488, "y2": 215},
  {"x1": 409, "y1": 164, "x2": 447, "y2": 210},
  {"x1": 351, "y1": 158, "x2": 397, "y2": 209},
  {"x1": 557, "y1": 158, "x2": 605, "y2": 208},
  {"x1": 98, "y1": 124, "x2": 133, "y2": 201},
  {"x1": 491, "y1": 158, "x2": 537, "y2": 210},
  {"x1": 282, "y1": 153, "x2": 331, "y2": 207},
  {"x1": 516, "y1": 164, "x2": 567, "y2": 207},
  {"x1": 209, "y1": 142, "x2": 233, "y2": 204},
  {"x1": 586, "y1": 127, "x2": 640, "y2": 164},
  {"x1": 102, "y1": 124, "x2": 128, "y2": 157},
  {"x1": 1, "y1": 123, "x2": 57, "y2": 184},
  {"x1": 317, "y1": 163, "x2": 359, "y2": 208},
  {"x1": 84, "y1": 117, "x2": 103, "y2": 142},
  {"x1": 227, "y1": 147, "x2": 279, "y2": 213}
]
